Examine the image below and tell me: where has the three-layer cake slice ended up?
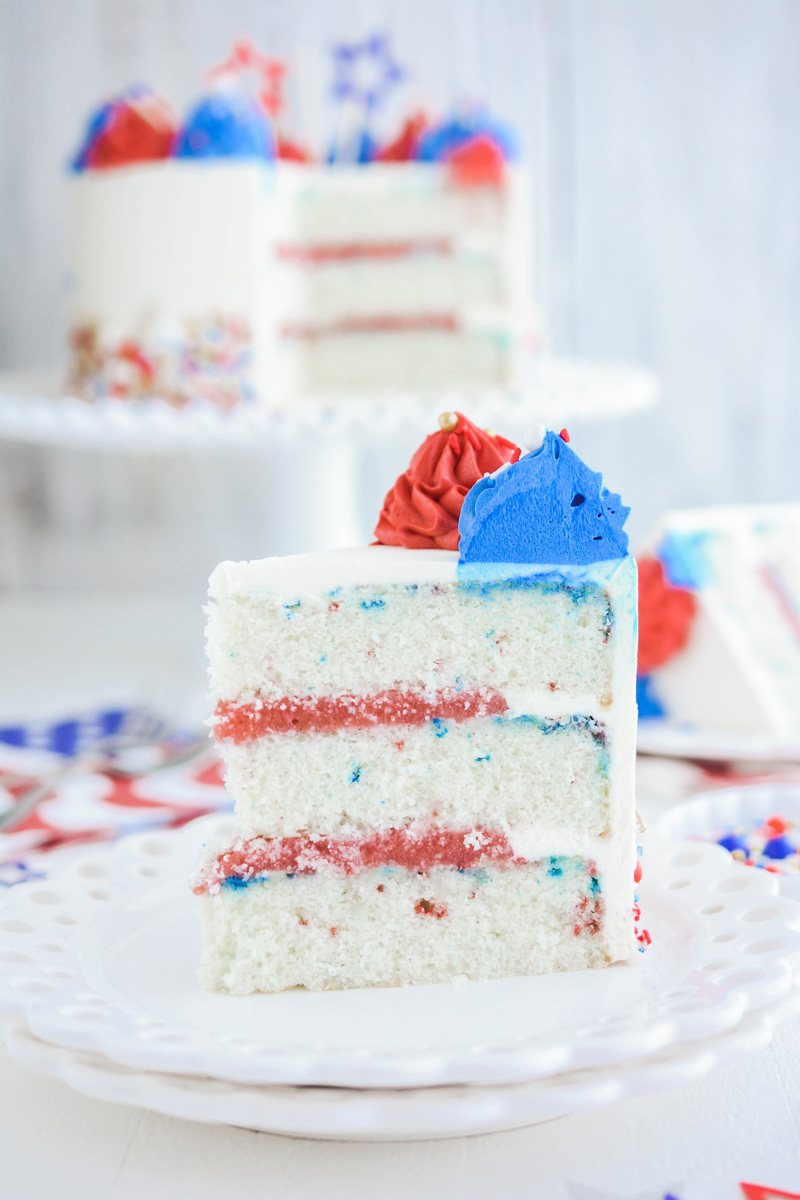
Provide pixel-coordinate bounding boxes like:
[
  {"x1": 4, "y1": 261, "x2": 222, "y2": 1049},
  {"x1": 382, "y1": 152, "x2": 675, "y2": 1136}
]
[{"x1": 194, "y1": 418, "x2": 640, "y2": 992}]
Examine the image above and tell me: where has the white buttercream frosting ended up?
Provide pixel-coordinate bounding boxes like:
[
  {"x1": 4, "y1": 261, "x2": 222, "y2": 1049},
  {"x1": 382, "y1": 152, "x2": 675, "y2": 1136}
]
[{"x1": 208, "y1": 544, "x2": 632, "y2": 602}]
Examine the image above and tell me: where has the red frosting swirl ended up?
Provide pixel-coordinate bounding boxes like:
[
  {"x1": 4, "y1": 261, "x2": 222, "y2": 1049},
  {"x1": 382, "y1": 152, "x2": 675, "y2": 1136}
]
[
  {"x1": 375, "y1": 112, "x2": 429, "y2": 162},
  {"x1": 374, "y1": 413, "x2": 520, "y2": 551},
  {"x1": 89, "y1": 95, "x2": 176, "y2": 169},
  {"x1": 637, "y1": 556, "x2": 698, "y2": 674}
]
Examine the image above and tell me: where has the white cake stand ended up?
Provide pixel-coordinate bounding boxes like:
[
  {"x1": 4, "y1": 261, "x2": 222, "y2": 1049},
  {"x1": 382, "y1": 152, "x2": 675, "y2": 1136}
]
[
  {"x1": 0, "y1": 359, "x2": 657, "y2": 555},
  {"x1": 0, "y1": 359, "x2": 656, "y2": 452}
]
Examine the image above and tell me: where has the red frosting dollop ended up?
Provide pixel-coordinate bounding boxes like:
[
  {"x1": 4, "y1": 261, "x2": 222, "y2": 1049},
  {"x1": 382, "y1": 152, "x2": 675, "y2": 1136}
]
[
  {"x1": 89, "y1": 94, "x2": 177, "y2": 169},
  {"x1": 637, "y1": 556, "x2": 698, "y2": 675},
  {"x1": 374, "y1": 413, "x2": 520, "y2": 550},
  {"x1": 375, "y1": 112, "x2": 429, "y2": 162},
  {"x1": 277, "y1": 135, "x2": 312, "y2": 162},
  {"x1": 447, "y1": 134, "x2": 506, "y2": 187}
]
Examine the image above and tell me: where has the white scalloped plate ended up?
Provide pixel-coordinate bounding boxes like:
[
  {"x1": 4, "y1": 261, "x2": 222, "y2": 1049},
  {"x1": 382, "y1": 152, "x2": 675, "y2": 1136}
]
[
  {"x1": 4, "y1": 986, "x2": 799, "y2": 1141},
  {"x1": 0, "y1": 817, "x2": 799, "y2": 1089},
  {"x1": 637, "y1": 721, "x2": 800, "y2": 766},
  {"x1": 0, "y1": 359, "x2": 657, "y2": 451}
]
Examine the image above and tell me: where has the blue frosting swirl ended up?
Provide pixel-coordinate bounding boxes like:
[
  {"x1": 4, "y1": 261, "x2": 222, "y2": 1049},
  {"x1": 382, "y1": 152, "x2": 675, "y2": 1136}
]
[
  {"x1": 173, "y1": 91, "x2": 275, "y2": 161},
  {"x1": 657, "y1": 531, "x2": 710, "y2": 589},
  {"x1": 458, "y1": 430, "x2": 629, "y2": 565},
  {"x1": 416, "y1": 110, "x2": 519, "y2": 163}
]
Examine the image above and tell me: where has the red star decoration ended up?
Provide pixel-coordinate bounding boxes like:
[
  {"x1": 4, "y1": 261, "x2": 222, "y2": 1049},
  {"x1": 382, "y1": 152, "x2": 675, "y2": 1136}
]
[
  {"x1": 206, "y1": 38, "x2": 289, "y2": 119},
  {"x1": 741, "y1": 1187, "x2": 800, "y2": 1199}
]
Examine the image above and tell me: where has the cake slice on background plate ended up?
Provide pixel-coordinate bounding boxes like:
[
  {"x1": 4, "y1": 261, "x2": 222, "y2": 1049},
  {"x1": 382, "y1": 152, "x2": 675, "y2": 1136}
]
[
  {"x1": 637, "y1": 505, "x2": 800, "y2": 740},
  {"x1": 193, "y1": 414, "x2": 641, "y2": 993}
]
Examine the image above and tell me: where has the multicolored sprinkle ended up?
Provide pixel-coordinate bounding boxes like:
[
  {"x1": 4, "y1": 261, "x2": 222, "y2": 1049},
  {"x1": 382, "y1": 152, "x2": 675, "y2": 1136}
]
[{"x1": 717, "y1": 813, "x2": 800, "y2": 874}]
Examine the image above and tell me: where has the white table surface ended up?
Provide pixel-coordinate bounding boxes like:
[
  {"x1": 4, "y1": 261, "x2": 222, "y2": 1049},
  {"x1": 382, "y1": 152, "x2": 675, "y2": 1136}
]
[{"x1": 1, "y1": 589, "x2": 799, "y2": 1200}]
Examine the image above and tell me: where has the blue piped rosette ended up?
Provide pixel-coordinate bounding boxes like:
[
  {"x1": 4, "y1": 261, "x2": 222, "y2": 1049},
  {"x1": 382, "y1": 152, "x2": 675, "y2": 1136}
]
[
  {"x1": 172, "y1": 89, "x2": 276, "y2": 161},
  {"x1": 458, "y1": 429, "x2": 629, "y2": 566},
  {"x1": 415, "y1": 109, "x2": 520, "y2": 164}
]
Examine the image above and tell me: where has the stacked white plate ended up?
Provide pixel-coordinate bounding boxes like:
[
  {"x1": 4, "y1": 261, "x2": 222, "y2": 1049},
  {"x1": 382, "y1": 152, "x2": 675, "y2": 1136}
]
[{"x1": 1, "y1": 814, "x2": 799, "y2": 1140}]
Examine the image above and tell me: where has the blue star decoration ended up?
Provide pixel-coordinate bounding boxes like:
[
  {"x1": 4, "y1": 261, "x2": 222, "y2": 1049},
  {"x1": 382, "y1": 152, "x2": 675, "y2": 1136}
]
[{"x1": 330, "y1": 34, "x2": 404, "y2": 114}]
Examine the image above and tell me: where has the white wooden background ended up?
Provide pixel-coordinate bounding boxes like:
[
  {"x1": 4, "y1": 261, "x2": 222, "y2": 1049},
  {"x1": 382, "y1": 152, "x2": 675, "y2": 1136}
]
[{"x1": 1, "y1": 0, "x2": 799, "y2": 591}]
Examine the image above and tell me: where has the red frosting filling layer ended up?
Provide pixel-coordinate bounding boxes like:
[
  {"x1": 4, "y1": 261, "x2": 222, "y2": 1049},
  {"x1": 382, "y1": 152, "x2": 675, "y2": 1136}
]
[
  {"x1": 276, "y1": 239, "x2": 451, "y2": 264},
  {"x1": 214, "y1": 687, "x2": 508, "y2": 744},
  {"x1": 192, "y1": 826, "x2": 521, "y2": 893},
  {"x1": 281, "y1": 314, "x2": 458, "y2": 338}
]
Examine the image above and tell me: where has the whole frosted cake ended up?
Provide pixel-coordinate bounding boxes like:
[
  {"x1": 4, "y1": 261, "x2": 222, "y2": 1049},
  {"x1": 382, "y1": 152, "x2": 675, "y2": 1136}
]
[
  {"x1": 193, "y1": 415, "x2": 643, "y2": 993},
  {"x1": 65, "y1": 39, "x2": 532, "y2": 409}
]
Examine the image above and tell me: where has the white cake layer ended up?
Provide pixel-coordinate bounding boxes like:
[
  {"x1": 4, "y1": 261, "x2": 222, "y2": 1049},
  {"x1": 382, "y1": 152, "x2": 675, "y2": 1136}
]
[
  {"x1": 274, "y1": 326, "x2": 515, "y2": 395},
  {"x1": 207, "y1": 550, "x2": 632, "y2": 708},
  {"x1": 275, "y1": 252, "x2": 505, "y2": 323},
  {"x1": 199, "y1": 860, "x2": 621, "y2": 993},
  {"x1": 278, "y1": 163, "x2": 530, "y2": 244},
  {"x1": 225, "y1": 715, "x2": 611, "y2": 840}
]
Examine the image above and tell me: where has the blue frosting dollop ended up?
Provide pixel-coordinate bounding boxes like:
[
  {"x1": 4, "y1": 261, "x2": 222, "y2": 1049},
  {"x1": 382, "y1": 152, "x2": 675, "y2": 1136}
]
[
  {"x1": 635, "y1": 675, "x2": 665, "y2": 720},
  {"x1": 657, "y1": 531, "x2": 710, "y2": 590},
  {"x1": 415, "y1": 110, "x2": 519, "y2": 163},
  {"x1": 458, "y1": 430, "x2": 629, "y2": 565},
  {"x1": 172, "y1": 91, "x2": 275, "y2": 161}
]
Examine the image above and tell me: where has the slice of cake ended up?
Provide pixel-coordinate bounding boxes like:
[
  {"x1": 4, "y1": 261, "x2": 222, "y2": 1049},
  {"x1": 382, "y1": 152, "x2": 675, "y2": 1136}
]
[
  {"x1": 193, "y1": 416, "x2": 639, "y2": 992},
  {"x1": 638, "y1": 504, "x2": 800, "y2": 739}
]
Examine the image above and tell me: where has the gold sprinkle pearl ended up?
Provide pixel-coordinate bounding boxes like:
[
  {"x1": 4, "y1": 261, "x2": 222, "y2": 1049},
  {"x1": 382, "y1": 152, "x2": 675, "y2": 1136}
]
[
  {"x1": 483, "y1": 427, "x2": 496, "y2": 438},
  {"x1": 438, "y1": 411, "x2": 459, "y2": 432}
]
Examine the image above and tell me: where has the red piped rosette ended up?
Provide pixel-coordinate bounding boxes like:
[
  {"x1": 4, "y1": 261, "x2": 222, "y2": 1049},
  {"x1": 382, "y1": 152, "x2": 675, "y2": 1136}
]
[
  {"x1": 637, "y1": 556, "x2": 698, "y2": 675},
  {"x1": 375, "y1": 112, "x2": 429, "y2": 162},
  {"x1": 87, "y1": 93, "x2": 177, "y2": 169},
  {"x1": 277, "y1": 136, "x2": 312, "y2": 162},
  {"x1": 447, "y1": 134, "x2": 506, "y2": 188},
  {"x1": 374, "y1": 412, "x2": 520, "y2": 551}
]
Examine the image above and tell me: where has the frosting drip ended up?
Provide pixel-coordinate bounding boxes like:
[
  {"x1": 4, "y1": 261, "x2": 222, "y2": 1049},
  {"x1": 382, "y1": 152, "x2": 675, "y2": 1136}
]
[{"x1": 374, "y1": 413, "x2": 520, "y2": 550}]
